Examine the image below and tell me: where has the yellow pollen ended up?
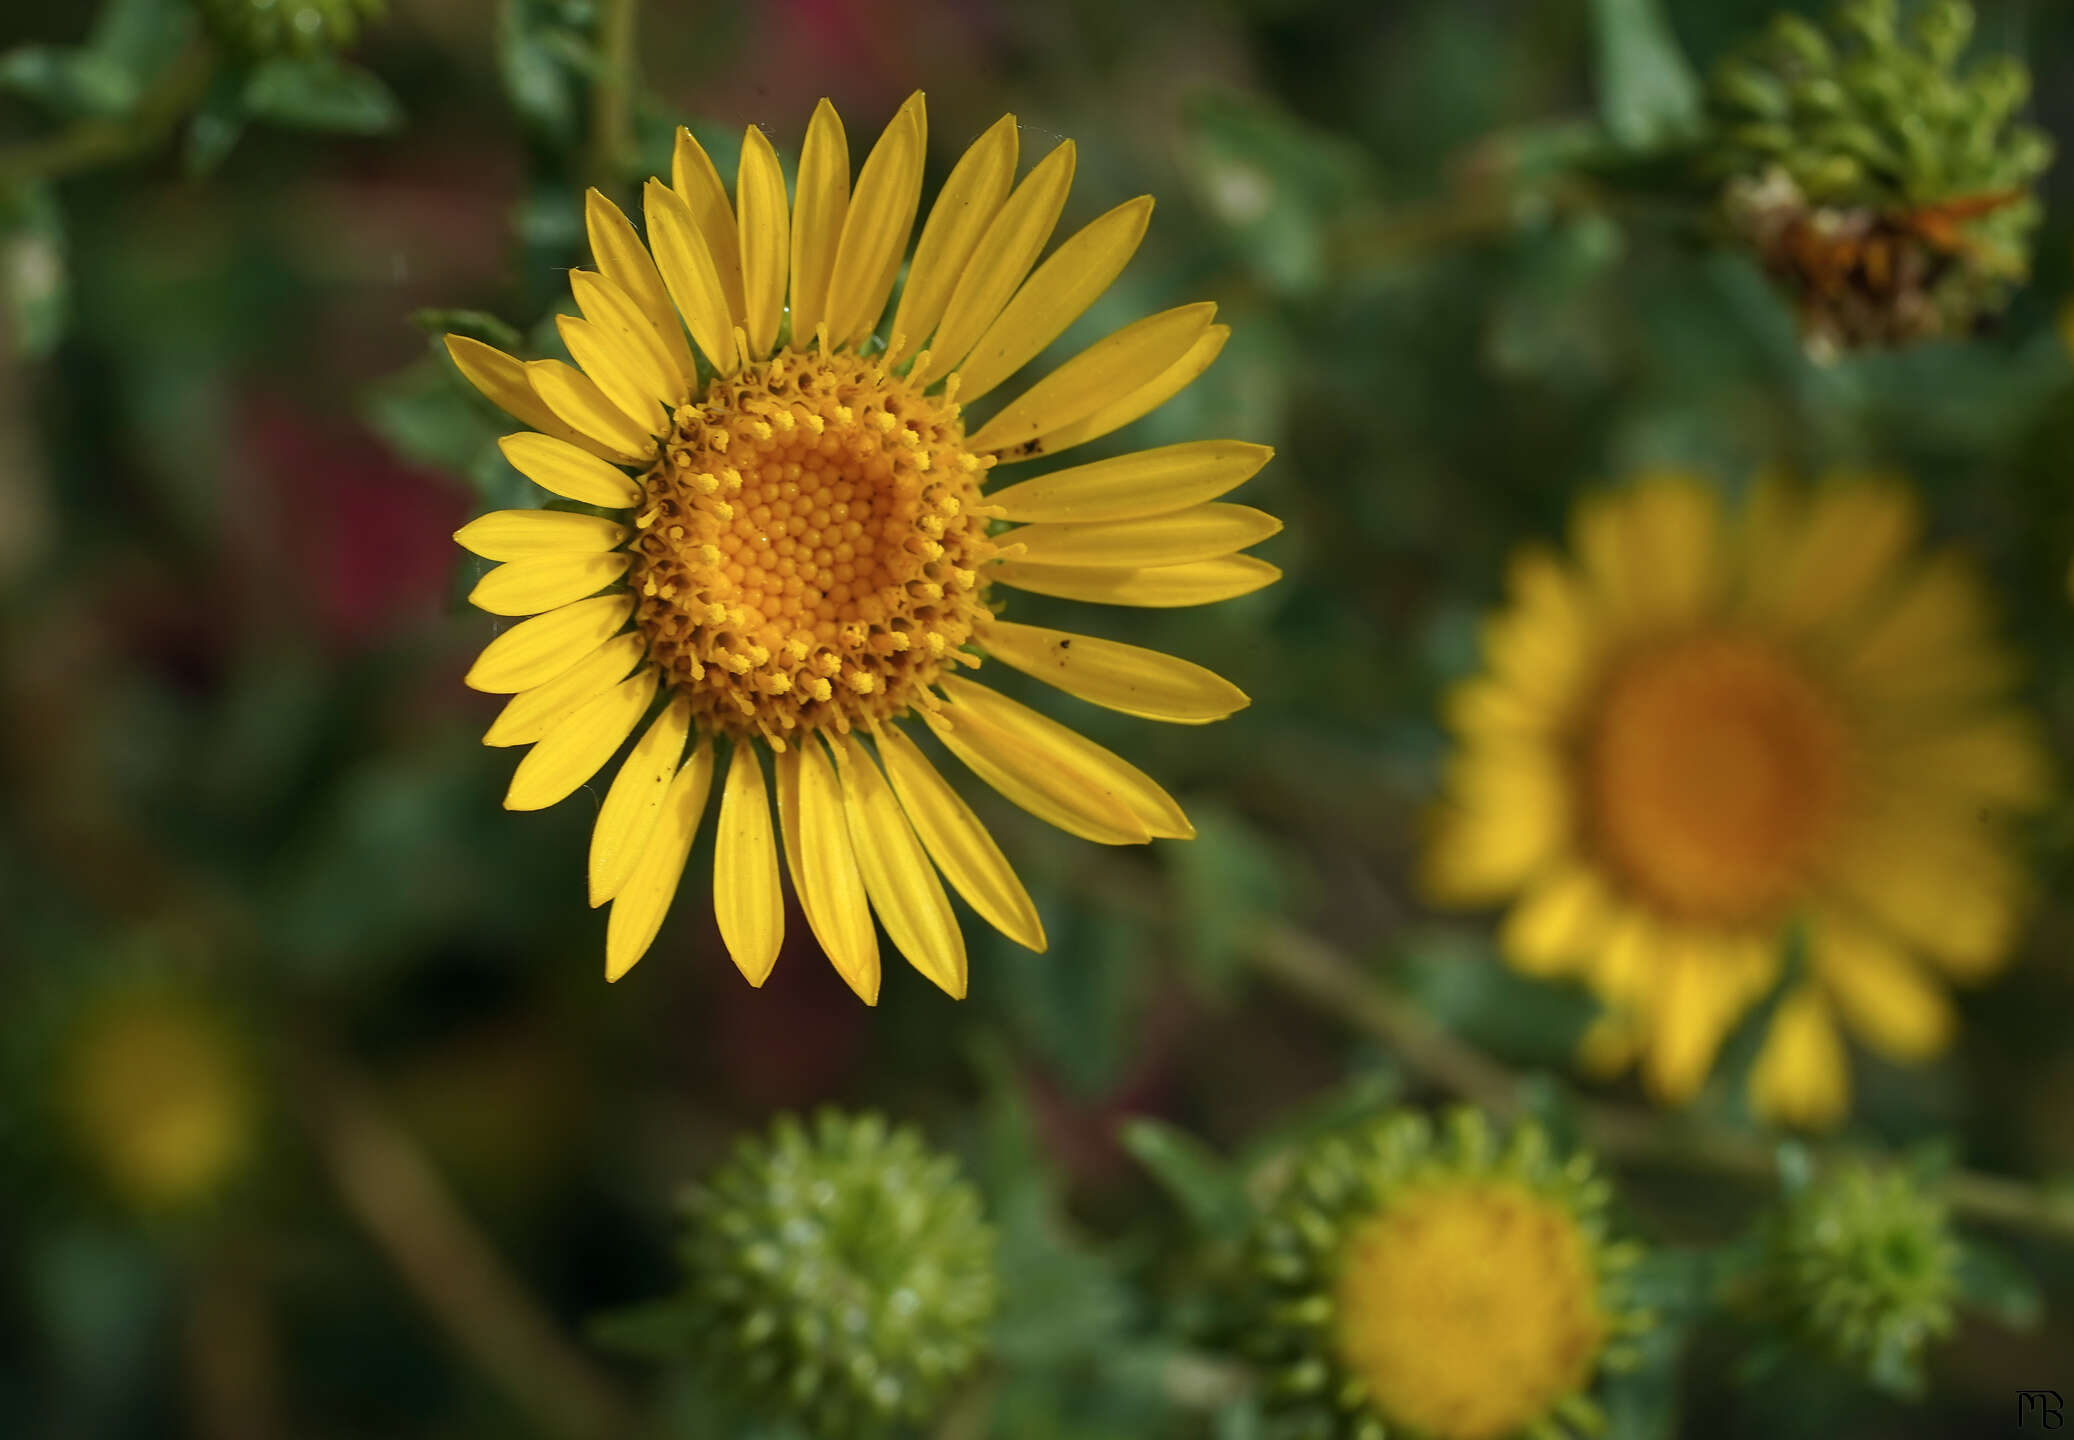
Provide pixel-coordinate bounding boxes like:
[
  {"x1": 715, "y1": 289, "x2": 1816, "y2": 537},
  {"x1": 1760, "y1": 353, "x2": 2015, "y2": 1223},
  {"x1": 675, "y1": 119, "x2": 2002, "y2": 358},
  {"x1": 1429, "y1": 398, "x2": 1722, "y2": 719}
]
[
  {"x1": 1585, "y1": 630, "x2": 1849, "y2": 924},
  {"x1": 627, "y1": 350, "x2": 995, "y2": 738},
  {"x1": 1333, "y1": 1182, "x2": 1607, "y2": 1440}
]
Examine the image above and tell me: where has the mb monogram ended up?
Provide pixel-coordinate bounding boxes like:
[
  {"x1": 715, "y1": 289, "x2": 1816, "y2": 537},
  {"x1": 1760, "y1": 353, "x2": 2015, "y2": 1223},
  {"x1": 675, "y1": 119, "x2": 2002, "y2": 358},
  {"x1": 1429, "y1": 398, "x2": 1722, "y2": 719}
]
[{"x1": 2019, "y1": 1391, "x2": 2065, "y2": 1429}]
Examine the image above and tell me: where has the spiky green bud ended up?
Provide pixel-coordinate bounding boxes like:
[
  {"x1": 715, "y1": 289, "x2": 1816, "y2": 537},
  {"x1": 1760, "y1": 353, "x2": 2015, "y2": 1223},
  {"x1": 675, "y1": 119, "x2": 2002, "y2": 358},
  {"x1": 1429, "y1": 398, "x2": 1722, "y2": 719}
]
[
  {"x1": 193, "y1": 0, "x2": 385, "y2": 57},
  {"x1": 1761, "y1": 1161, "x2": 1959, "y2": 1393},
  {"x1": 675, "y1": 1110, "x2": 997, "y2": 1438}
]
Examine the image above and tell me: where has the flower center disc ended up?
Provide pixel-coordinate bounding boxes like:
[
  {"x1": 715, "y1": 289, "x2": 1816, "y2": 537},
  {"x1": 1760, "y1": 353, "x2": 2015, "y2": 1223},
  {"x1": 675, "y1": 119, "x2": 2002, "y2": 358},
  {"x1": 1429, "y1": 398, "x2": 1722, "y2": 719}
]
[
  {"x1": 1586, "y1": 631, "x2": 1847, "y2": 924},
  {"x1": 1333, "y1": 1182, "x2": 1606, "y2": 1440},
  {"x1": 628, "y1": 351, "x2": 992, "y2": 745}
]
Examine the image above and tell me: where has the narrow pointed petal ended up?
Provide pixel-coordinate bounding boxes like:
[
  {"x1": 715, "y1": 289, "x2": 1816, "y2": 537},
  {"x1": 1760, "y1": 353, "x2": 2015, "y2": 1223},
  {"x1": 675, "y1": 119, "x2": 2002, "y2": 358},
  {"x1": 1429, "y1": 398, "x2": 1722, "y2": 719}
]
[
  {"x1": 920, "y1": 696, "x2": 1150, "y2": 846},
  {"x1": 877, "y1": 723, "x2": 1045, "y2": 951},
  {"x1": 583, "y1": 188, "x2": 700, "y2": 389},
  {"x1": 464, "y1": 594, "x2": 634, "y2": 693},
  {"x1": 504, "y1": 666, "x2": 658, "y2": 811},
  {"x1": 788, "y1": 99, "x2": 850, "y2": 350},
  {"x1": 982, "y1": 621, "x2": 1248, "y2": 724},
  {"x1": 605, "y1": 751, "x2": 715, "y2": 981},
  {"x1": 525, "y1": 359, "x2": 656, "y2": 462},
  {"x1": 985, "y1": 440, "x2": 1272, "y2": 523},
  {"x1": 589, "y1": 699, "x2": 693, "y2": 905},
  {"x1": 788, "y1": 739, "x2": 881, "y2": 1002},
  {"x1": 1015, "y1": 324, "x2": 1229, "y2": 460},
  {"x1": 987, "y1": 554, "x2": 1281, "y2": 608},
  {"x1": 1005, "y1": 503, "x2": 1280, "y2": 569},
  {"x1": 556, "y1": 314, "x2": 668, "y2": 434},
  {"x1": 825, "y1": 93, "x2": 926, "y2": 349},
  {"x1": 454, "y1": 509, "x2": 627, "y2": 561},
  {"x1": 888, "y1": 112, "x2": 1017, "y2": 362},
  {"x1": 497, "y1": 432, "x2": 642, "y2": 508},
  {"x1": 831, "y1": 732, "x2": 967, "y2": 998},
  {"x1": 569, "y1": 269, "x2": 684, "y2": 408},
  {"x1": 967, "y1": 303, "x2": 1215, "y2": 454},
  {"x1": 443, "y1": 335, "x2": 621, "y2": 460},
  {"x1": 911, "y1": 141, "x2": 1075, "y2": 386},
  {"x1": 644, "y1": 179, "x2": 739, "y2": 376},
  {"x1": 714, "y1": 742, "x2": 785, "y2": 986},
  {"x1": 942, "y1": 676, "x2": 1192, "y2": 837},
  {"x1": 952, "y1": 195, "x2": 1153, "y2": 400},
  {"x1": 468, "y1": 550, "x2": 630, "y2": 616},
  {"x1": 483, "y1": 635, "x2": 644, "y2": 746},
  {"x1": 670, "y1": 126, "x2": 746, "y2": 326},
  {"x1": 736, "y1": 125, "x2": 790, "y2": 360}
]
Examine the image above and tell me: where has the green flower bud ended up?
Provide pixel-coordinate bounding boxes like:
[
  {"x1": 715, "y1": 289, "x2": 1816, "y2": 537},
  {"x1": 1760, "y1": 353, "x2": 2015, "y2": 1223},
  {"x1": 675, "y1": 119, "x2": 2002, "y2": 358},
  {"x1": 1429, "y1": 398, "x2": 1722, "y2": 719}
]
[
  {"x1": 674, "y1": 1110, "x2": 997, "y2": 1438},
  {"x1": 193, "y1": 0, "x2": 384, "y2": 57},
  {"x1": 1233, "y1": 1108, "x2": 1651, "y2": 1440},
  {"x1": 1760, "y1": 1161, "x2": 1959, "y2": 1392}
]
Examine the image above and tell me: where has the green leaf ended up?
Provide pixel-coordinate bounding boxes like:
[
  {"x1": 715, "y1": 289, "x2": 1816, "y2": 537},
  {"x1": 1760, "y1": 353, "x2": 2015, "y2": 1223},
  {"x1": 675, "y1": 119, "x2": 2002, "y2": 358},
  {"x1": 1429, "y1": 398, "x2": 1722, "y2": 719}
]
[
  {"x1": 0, "y1": 47, "x2": 139, "y2": 118},
  {"x1": 1590, "y1": 0, "x2": 1703, "y2": 151},
  {"x1": 497, "y1": 0, "x2": 582, "y2": 141},
  {"x1": 0, "y1": 182, "x2": 69, "y2": 358},
  {"x1": 242, "y1": 56, "x2": 403, "y2": 134},
  {"x1": 1117, "y1": 1119, "x2": 1250, "y2": 1241},
  {"x1": 1173, "y1": 800, "x2": 1286, "y2": 994},
  {"x1": 411, "y1": 308, "x2": 524, "y2": 351},
  {"x1": 183, "y1": 68, "x2": 248, "y2": 177},
  {"x1": 85, "y1": 0, "x2": 196, "y2": 81},
  {"x1": 1954, "y1": 1235, "x2": 2043, "y2": 1331}
]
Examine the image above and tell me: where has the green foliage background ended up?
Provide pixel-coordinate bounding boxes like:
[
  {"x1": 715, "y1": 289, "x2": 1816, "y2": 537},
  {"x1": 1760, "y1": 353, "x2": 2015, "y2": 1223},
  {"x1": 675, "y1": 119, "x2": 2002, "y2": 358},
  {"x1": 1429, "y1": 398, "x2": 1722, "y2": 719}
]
[{"x1": 3, "y1": 0, "x2": 2074, "y2": 1436}]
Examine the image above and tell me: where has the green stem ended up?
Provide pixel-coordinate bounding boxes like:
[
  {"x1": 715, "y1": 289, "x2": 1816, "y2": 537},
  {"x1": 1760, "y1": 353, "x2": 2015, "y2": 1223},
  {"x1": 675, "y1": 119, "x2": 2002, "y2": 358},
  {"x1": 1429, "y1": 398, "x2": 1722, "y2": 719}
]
[
  {"x1": 1245, "y1": 923, "x2": 2074, "y2": 1244},
  {"x1": 0, "y1": 43, "x2": 216, "y2": 187},
  {"x1": 586, "y1": 0, "x2": 640, "y2": 196}
]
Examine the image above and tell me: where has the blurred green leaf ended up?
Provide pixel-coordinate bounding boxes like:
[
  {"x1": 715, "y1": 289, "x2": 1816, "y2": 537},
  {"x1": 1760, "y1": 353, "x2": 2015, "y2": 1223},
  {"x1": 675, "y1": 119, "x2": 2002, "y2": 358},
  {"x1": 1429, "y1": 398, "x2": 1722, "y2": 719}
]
[
  {"x1": 1953, "y1": 1235, "x2": 2043, "y2": 1332},
  {"x1": 411, "y1": 308, "x2": 525, "y2": 350},
  {"x1": 1173, "y1": 801, "x2": 1285, "y2": 994},
  {"x1": 242, "y1": 56, "x2": 403, "y2": 134},
  {"x1": 86, "y1": 0, "x2": 196, "y2": 80},
  {"x1": 0, "y1": 181, "x2": 68, "y2": 358},
  {"x1": 1591, "y1": 0, "x2": 1703, "y2": 151},
  {"x1": 996, "y1": 896, "x2": 1150, "y2": 1098},
  {"x1": 182, "y1": 69, "x2": 249, "y2": 177},
  {"x1": 1118, "y1": 1119, "x2": 1250, "y2": 1242},
  {"x1": 0, "y1": 48, "x2": 139, "y2": 118},
  {"x1": 498, "y1": 0, "x2": 583, "y2": 141}
]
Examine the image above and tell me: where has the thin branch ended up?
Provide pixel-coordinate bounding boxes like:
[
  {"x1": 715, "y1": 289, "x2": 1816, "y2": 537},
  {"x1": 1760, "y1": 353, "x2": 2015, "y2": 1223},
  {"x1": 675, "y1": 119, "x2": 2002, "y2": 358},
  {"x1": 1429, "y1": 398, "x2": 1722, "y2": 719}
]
[
  {"x1": 297, "y1": 1049, "x2": 643, "y2": 1440},
  {"x1": 1245, "y1": 923, "x2": 2074, "y2": 1243},
  {"x1": 585, "y1": 0, "x2": 640, "y2": 196},
  {"x1": 0, "y1": 43, "x2": 215, "y2": 186}
]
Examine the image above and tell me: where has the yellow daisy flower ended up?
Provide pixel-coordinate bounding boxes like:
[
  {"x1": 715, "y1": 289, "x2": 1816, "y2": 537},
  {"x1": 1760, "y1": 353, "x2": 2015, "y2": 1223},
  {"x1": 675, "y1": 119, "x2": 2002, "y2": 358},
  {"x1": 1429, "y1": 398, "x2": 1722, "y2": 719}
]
[
  {"x1": 1424, "y1": 471, "x2": 2047, "y2": 1127},
  {"x1": 446, "y1": 96, "x2": 1278, "y2": 1000}
]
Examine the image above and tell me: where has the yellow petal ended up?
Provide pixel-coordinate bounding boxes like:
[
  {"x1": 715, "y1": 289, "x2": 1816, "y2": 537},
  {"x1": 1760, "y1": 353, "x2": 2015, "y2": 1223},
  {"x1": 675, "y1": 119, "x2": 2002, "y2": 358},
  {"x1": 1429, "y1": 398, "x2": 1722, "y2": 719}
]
[
  {"x1": 1749, "y1": 987, "x2": 1851, "y2": 1130},
  {"x1": 940, "y1": 675, "x2": 1192, "y2": 839},
  {"x1": 556, "y1": 314, "x2": 669, "y2": 435},
  {"x1": 1815, "y1": 798, "x2": 2023, "y2": 980},
  {"x1": 644, "y1": 178, "x2": 739, "y2": 376},
  {"x1": 987, "y1": 555, "x2": 1280, "y2": 608},
  {"x1": 888, "y1": 112, "x2": 1017, "y2": 363},
  {"x1": 1494, "y1": 863, "x2": 1613, "y2": 976},
  {"x1": 911, "y1": 140, "x2": 1075, "y2": 385},
  {"x1": 922, "y1": 702, "x2": 1146, "y2": 845},
  {"x1": 981, "y1": 620, "x2": 1247, "y2": 725},
  {"x1": 787, "y1": 739, "x2": 881, "y2": 1003},
  {"x1": 483, "y1": 634, "x2": 644, "y2": 746},
  {"x1": 583, "y1": 188, "x2": 699, "y2": 390},
  {"x1": 443, "y1": 335, "x2": 618, "y2": 460},
  {"x1": 468, "y1": 550, "x2": 630, "y2": 616},
  {"x1": 1749, "y1": 475, "x2": 1919, "y2": 639},
  {"x1": 454, "y1": 509, "x2": 627, "y2": 560},
  {"x1": 1874, "y1": 713, "x2": 2051, "y2": 812},
  {"x1": 569, "y1": 269, "x2": 684, "y2": 409},
  {"x1": 464, "y1": 594, "x2": 634, "y2": 694},
  {"x1": 1014, "y1": 323, "x2": 1229, "y2": 459},
  {"x1": 1618, "y1": 472, "x2": 1722, "y2": 624},
  {"x1": 831, "y1": 731, "x2": 967, "y2": 998},
  {"x1": 876, "y1": 723, "x2": 1045, "y2": 952},
  {"x1": 825, "y1": 92, "x2": 926, "y2": 350},
  {"x1": 967, "y1": 303, "x2": 1215, "y2": 454},
  {"x1": 605, "y1": 750, "x2": 715, "y2": 981},
  {"x1": 1642, "y1": 942, "x2": 1753, "y2": 1105},
  {"x1": 787, "y1": 99, "x2": 850, "y2": 351},
  {"x1": 497, "y1": 432, "x2": 641, "y2": 509},
  {"x1": 736, "y1": 125, "x2": 790, "y2": 361},
  {"x1": 1835, "y1": 553, "x2": 2012, "y2": 711},
  {"x1": 1421, "y1": 746, "x2": 1571, "y2": 904},
  {"x1": 670, "y1": 126, "x2": 745, "y2": 328},
  {"x1": 588, "y1": 698, "x2": 692, "y2": 906},
  {"x1": 714, "y1": 741, "x2": 784, "y2": 986},
  {"x1": 986, "y1": 439, "x2": 1271, "y2": 523},
  {"x1": 524, "y1": 359, "x2": 656, "y2": 463},
  {"x1": 952, "y1": 195, "x2": 1154, "y2": 401},
  {"x1": 1004, "y1": 503, "x2": 1281, "y2": 569},
  {"x1": 1812, "y1": 908, "x2": 1954, "y2": 1062},
  {"x1": 504, "y1": 666, "x2": 658, "y2": 811}
]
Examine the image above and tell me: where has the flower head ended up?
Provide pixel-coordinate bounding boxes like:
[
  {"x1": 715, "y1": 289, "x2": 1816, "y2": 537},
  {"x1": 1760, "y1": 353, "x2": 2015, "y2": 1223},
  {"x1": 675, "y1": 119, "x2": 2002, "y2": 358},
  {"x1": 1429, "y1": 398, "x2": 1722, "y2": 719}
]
[
  {"x1": 1242, "y1": 1109, "x2": 1646, "y2": 1440},
  {"x1": 1707, "y1": 0, "x2": 2053, "y2": 353},
  {"x1": 1425, "y1": 471, "x2": 2048, "y2": 1126},
  {"x1": 673, "y1": 1110, "x2": 997, "y2": 1437},
  {"x1": 447, "y1": 98, "x2": 1277, "y2": 996}
]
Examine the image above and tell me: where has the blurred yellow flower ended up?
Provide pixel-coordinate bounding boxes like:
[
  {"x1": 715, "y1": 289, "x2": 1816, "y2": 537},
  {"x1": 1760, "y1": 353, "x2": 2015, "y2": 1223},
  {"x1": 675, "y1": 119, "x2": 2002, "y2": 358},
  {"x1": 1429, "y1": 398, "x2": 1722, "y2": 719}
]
[
  {"x1": 62, "y1": 992, "x2": 254, "y2": 1212},
  {"x1": 448, "y1": 96, "x2": 1277, "y2": 998},
  {"x1": 1425, "y1": 472, "x2": 2048, "y2": 1127}
]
